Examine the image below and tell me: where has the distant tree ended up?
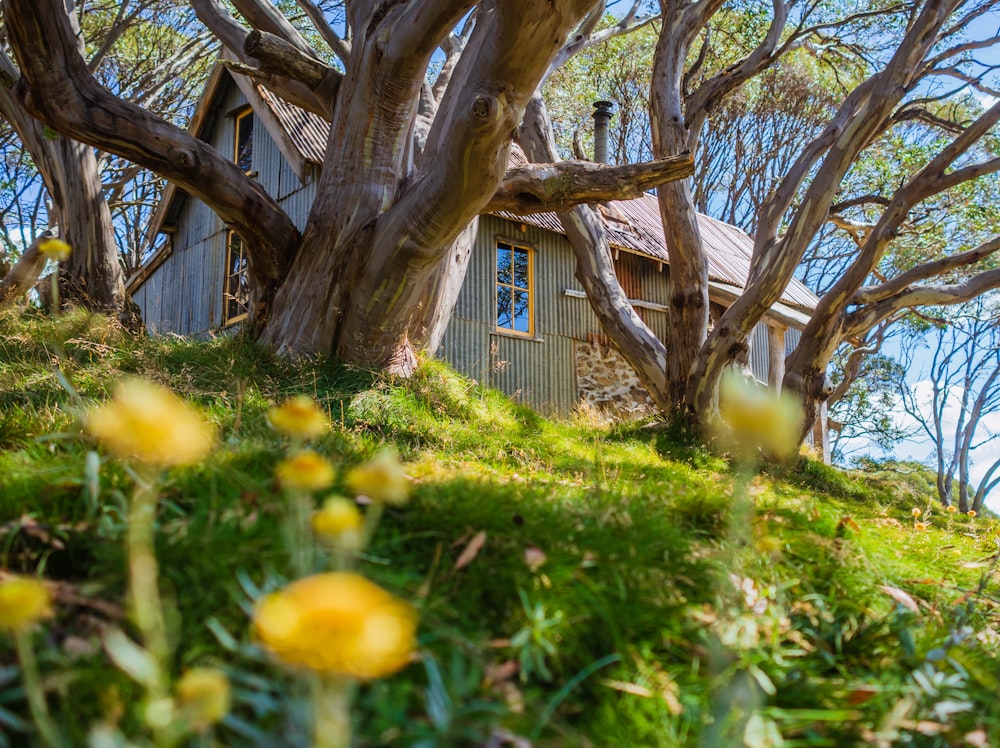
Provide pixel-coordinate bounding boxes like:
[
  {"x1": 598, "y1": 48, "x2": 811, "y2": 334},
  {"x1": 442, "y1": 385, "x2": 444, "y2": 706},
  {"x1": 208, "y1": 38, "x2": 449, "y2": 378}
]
[
  {"x1": 899, "y1": 301, "x2": 1000, "y2": 512},
  {"x1": 0, "y1": 0, "x2": 212, "y2": 316}
]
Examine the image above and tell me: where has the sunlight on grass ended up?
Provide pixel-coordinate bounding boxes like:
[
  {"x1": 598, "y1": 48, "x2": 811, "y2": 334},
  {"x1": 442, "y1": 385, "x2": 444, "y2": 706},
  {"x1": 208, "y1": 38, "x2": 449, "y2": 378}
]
[{"x1": 0, "y1": 311, "x2": 999, "y2": 746}]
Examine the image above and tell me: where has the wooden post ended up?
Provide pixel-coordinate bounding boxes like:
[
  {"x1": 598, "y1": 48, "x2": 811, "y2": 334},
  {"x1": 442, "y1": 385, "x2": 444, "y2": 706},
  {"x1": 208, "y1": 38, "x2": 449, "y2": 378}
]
[{"x1": 767, "y1": 324, "x2": 785, "y2": 392}]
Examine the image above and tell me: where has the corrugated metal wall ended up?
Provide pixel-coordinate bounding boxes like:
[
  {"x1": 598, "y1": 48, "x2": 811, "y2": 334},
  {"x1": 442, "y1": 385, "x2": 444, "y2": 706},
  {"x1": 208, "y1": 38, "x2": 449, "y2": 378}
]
[
  {"x1": 440, "y1": 215, "x2": 672, "y2": 413},
  {"x1": 749, "y1": 322, "x2": 770, "y2": 384},
  {"x1": 133, "y1": 77, "x2": 317, "y2": 336}
]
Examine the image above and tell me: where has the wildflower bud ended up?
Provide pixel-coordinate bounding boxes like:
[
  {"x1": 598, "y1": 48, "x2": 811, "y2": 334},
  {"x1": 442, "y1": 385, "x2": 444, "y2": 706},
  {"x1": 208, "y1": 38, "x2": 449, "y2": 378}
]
[
  {"x1": 312, "y1": 497, "x2": 364, "y2": 550},
  {"x1": 253, "y1": 572, "x2": 417, "y2": 679},
  {"x1": 345, "y1": 450, "x2": 411, "y2": 505},
  {"x1": 86, "y1": 378, "x2": 216, "y2": 466},
  {"x1": 0, "y1": 577, "x2": 51, "y2": 633},
  {"x1": 176, "y1": 668, "x2": 231, "y2": 731},
  {"x1": 267, "y1": 396, "x2": 329, "y2": 440},
  {"x1": 276, "y1": 450, "x2": 336, "y2": 492},
  {"x1": 38, "y1": 238, "x2": 72, "y2": 262},
  {"x1": 911, "y1": 508, "x2": 922, "y2": 518},
  {"x1": 718, "y1": 370, "x2": 803, "y2": 459}
]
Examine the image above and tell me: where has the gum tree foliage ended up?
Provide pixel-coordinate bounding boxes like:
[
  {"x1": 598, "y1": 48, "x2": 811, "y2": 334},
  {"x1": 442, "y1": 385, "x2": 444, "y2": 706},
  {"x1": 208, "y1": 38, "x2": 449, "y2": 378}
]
[
  {"x1": 0, "y1": 0, "x2": 213, "y2": 315},
  {"x1": 899, "y1": 301, "x2": 1000, "y2": 512},
  {"x1": 3, "y1": 0, "x2": 999, "y2": 448}
]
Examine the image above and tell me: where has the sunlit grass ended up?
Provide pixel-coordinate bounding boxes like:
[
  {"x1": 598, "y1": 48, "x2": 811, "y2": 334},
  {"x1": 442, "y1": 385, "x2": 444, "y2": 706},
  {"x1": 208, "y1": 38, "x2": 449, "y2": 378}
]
[{"x1": 0, "y1": 309, "x2": 998, "y2": 746}]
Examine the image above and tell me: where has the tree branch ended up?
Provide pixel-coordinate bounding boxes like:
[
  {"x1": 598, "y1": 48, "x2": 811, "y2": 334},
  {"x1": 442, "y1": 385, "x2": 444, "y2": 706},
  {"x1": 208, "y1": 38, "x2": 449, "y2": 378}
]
[
  {"x1": 853, "y1": 236, "x2": 1000, "y2": 306},
  {"x1": 294, "y1": 0, "x2": 351, "y2": 64},
  {"x1": 844, "y1": 267, "x2": 1000, "y2": 338},
  {"x1": 243, "y1": 30, "x2": 341, "y2": 113},
  {"x1": 485, "y1": 154, "x2": 694, "y2": 215},
  {"x1": 3, "y1": 0, "x2": 300, "y2": 297}
]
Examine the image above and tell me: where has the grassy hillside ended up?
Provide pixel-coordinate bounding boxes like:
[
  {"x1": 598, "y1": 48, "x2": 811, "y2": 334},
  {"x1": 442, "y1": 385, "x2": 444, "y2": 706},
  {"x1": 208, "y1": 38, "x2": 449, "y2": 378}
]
[{"x1": 1, "y1": 309, "x2": 998, "y2": 747}]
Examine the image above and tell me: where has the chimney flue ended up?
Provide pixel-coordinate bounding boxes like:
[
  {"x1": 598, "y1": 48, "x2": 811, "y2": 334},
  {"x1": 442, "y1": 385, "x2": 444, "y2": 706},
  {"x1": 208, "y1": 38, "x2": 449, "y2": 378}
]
[{"x1": 592, "y1": 100, "x2": 614, "y2": 165}]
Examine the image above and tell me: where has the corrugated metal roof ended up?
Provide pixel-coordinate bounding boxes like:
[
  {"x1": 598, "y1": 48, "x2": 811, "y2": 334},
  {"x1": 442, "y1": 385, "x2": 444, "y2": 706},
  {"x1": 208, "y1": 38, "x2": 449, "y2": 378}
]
[
  {"x1": 256, "y1": 86, "x2": 329, "y2": 164},
  {"x1": 498, "y1": 196, "x2": 819, "y2": 312}
]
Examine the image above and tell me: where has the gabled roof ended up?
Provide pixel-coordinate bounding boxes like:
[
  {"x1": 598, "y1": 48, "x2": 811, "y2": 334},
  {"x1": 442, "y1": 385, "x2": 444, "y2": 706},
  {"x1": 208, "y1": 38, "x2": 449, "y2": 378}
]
[{"x1": 131, "y1": 61, "x2": 820, "y2": 316}]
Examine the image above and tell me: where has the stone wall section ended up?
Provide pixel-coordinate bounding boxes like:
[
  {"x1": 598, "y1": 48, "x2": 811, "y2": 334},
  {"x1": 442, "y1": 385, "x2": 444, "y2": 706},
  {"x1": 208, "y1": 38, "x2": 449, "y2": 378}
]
[{"x1": 575, "y1": 339, "x2": 655, "y2": 417}]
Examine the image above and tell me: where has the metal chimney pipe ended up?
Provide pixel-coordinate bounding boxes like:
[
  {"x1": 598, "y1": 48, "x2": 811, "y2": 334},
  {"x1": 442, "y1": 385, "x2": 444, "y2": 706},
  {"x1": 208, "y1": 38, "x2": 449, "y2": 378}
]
[{"x1": 592, "y1": 100, "x2": 614, "y2": 164}]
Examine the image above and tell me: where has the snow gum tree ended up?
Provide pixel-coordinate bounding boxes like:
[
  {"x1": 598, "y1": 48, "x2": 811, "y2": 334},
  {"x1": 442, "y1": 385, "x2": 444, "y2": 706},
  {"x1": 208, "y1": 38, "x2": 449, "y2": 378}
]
[{"x1": 2, "y1": 0, "x2": 692, "y2": 375}]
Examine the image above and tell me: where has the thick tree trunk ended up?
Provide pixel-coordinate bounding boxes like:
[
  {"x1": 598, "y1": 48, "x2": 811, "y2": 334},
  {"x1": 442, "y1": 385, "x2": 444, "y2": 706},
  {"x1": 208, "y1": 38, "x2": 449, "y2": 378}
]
[
  {"x1": 650, "y1": 16, "x2": 709, "y2": 413},
  {"x1": 0, "y1": 49, "x2": 127, "y2": 320},
  {"x1": 260, "y1": 0, "x2": 599, "y2": 368}
]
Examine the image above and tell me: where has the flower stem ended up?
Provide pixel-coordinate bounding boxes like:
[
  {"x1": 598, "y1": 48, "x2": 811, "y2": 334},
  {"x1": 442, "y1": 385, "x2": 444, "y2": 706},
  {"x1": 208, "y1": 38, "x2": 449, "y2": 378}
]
[
  {"x1": 311, "y1": 675, "x2": 354, "y2": 748},
  {"x1": 15, "y1": 630, "x2": 65, "y2": 748}
]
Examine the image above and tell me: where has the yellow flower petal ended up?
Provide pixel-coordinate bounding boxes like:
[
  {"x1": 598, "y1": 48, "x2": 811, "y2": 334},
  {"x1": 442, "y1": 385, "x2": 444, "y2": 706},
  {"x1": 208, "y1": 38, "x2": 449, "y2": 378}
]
[
  {"x1": 276, "y1": 450, "x2": 336, "y2": 491},
  {"x1": 86, "y1": 378, "x2": 216, "y2": 466},
  {"x1": 312, "y1": 497, "x2": 364, "y2": 547},
  {"x1": 38, "y1": 238, "x2": 72, "y2": 261},
  {"x1": 253, "y1": 572, "x2": 416, "y2": 679},
  {"x1": 718, "y1": 370, "x2": 804, "y2": 458},
  {"x1": 175, "y1": 668, "x2": 231, "y2": 730},
  {"x1": 267, "y1": 396, "x2": 329, "y2": 440},
  {"x1": 0, "y1": 577, "x2": 51, "y2": 633},
  {"x1": 345, "y1": 450, "x2": 411, "y2": 505}
]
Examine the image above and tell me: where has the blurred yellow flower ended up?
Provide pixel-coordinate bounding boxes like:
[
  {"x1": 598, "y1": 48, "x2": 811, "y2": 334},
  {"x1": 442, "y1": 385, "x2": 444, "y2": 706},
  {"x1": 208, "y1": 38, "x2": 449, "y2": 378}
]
[
  {"x1": 967, "y1": 510, "x2": 977, "y2": 518},
  {"x1": 254, "y1": 572, "x2": 416, "y2": 679},
  {"x1": 0, "y1": 577, "x2": 51, "y2": 633},
  {"x1": 267, "y1": 396, "x2": 329, "y2": 440},
  {"x1": 911, "y1": 508, "x2": 922, "y2": 518},
  {"x1": 312, "y1": 497, "x2": 364, "y2": 544},
  {"x1": 914, "y1": 521, "x2": 929, "y2": 531},
  {"x1": 276, "y1": 450, "x2": 335, "y2": 491},
  {"x1": 86, "y1": 378, "x2": 216, "y2": 466},
  {"x1": 946, "y1": 505, "x2": 958, "y2": 514},
  {"x1": 175, "y1": 668, "x2": 231, "y2": 730},
  {"x1": 38, "y1": 237, "x2": 71, "y2": 261},
  {"x1": 345, "y1": 450, "x2": 411, "y2": 504},
  {"x1": 718, "y1": 370, "x2": 804, "y2": 459}
]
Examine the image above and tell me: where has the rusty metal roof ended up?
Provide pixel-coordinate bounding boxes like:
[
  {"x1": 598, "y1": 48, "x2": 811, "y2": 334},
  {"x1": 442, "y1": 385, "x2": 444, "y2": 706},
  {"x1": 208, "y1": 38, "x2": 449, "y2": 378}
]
[{"x1": 256, "y1": 86, "x2": 329, "y2": 164}]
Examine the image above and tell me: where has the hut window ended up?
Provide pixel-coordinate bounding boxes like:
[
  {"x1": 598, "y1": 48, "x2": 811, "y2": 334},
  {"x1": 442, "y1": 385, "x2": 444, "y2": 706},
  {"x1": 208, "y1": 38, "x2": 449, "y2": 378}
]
[
  {"x1": 223, "y1": 230, "x2": 249, "y2": 325},
  {"x1": 496, "y1": 241, "x2": 533, "y2": 336},
  {"x1": 234, "y1": 107, "x2": 254, "y2": 173}
]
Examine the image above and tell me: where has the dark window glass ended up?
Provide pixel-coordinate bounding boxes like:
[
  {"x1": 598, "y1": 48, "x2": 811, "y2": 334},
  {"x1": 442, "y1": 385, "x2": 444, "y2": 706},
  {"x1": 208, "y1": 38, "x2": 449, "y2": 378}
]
[
  {"x1": 224, "y1": 232, "x2": 249, "y2": 324},
  {"x1": 235, "y1": 110, "x2": 254, "y2": 173},
  {"x1": 496, "y1": 242, "x2": 532, "y2": 335}
]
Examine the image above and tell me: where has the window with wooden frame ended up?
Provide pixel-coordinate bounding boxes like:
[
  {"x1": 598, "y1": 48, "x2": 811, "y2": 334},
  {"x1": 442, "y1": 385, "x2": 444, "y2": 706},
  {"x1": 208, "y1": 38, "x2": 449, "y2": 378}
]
[
  {"x1": 234, "y1": 106, "x2": 254, "y2": 173},
  {"x1": 495, "y1": 241, "x2": 534, "y2": 336},
  {"x1": 223, "y1": 230, "x2": 249, "y2": 325}
]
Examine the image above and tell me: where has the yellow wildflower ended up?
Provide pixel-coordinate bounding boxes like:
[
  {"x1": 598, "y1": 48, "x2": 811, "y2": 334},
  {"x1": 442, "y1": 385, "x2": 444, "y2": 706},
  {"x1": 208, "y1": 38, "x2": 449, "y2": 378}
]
[
  {"x1": 967, "y1": 510, "x2": 977, "y2": 518},
  {"x1": 344, "y1": 450, "x2": 411, "y2": 505},
  {"x1": 911, "y1": 508, "x2": 922, "y2": 518},
  {"x1": 38, "y1": 237, "x2": 71, "y2": 262},
  {"x1": 86, "y1": 378, "x2": 216, "y2": 466},
  {"x1": 175, "y1": 668, "x2": 231, "y2": 731},
  {"x1": 254, "y1": 572, "x2": 416, "y2": 679},
  {"x1": 267, "y1": 396, "x2": 329, "y2": 440},
  {"x1": 276, "y1": 450, "x2": 335, "y2": 491},
  {"x1": 0, "y1": 576, "x2": 52, "y2": 633},
  {"x1": 718, "y1": 370, "x2": 804, "y2": 458},
  {"x1": 312, "y1": 497, "x2": 364, "y2": 545},
  {"x1": 914, "y1": 521, "x2": 929, "y2": 531},
  {"x1": 946, "y1": 505, "x2": 958, "y2": 514}
]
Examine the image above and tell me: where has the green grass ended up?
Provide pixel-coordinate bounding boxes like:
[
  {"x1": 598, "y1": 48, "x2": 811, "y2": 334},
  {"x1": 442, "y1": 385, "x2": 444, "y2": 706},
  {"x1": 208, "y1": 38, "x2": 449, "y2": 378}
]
[{"x1": 1, "y1": 309, "x2": 999, "y2": 747}]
